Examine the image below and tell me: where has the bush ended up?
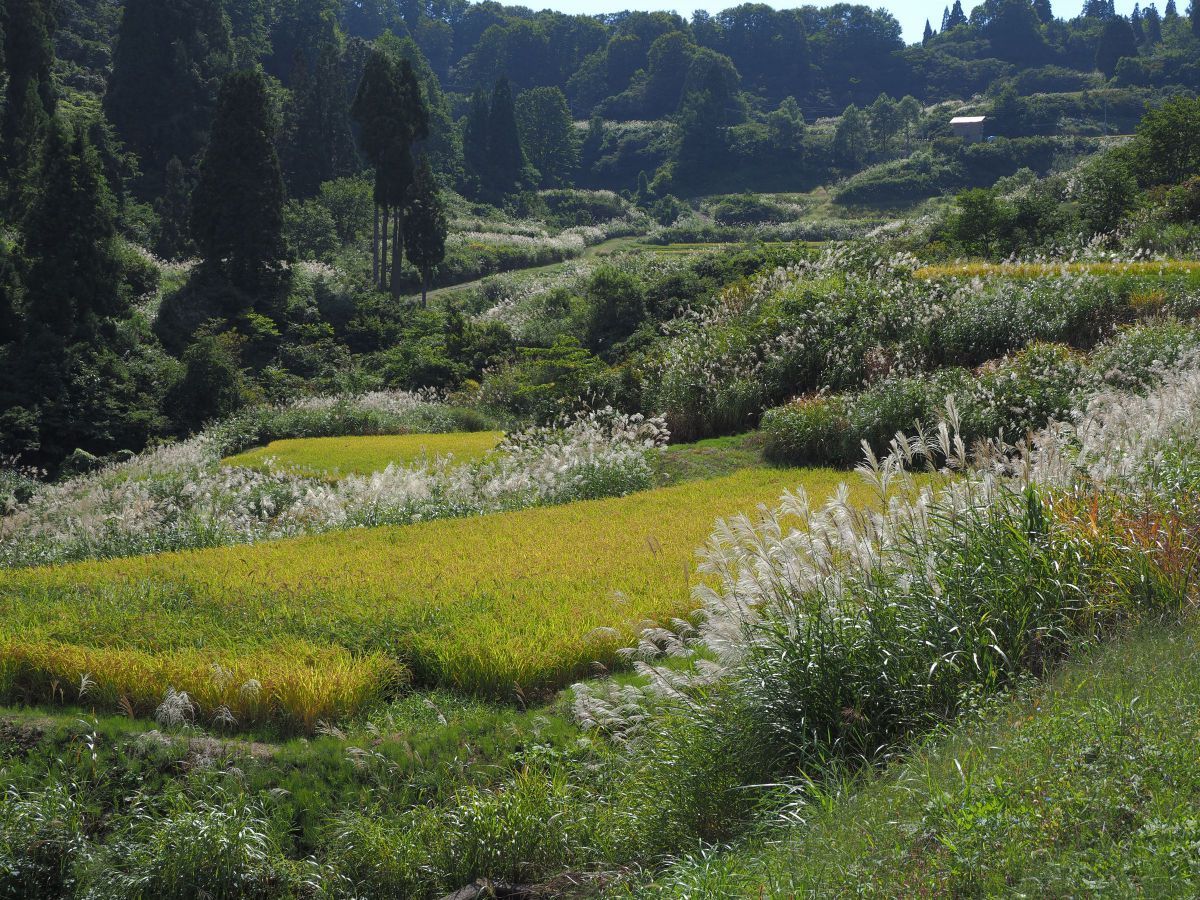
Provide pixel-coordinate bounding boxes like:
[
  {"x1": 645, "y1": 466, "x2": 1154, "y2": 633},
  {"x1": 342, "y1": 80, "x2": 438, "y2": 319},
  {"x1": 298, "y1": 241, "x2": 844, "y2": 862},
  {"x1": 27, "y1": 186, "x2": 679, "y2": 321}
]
[
  {"x1": 164, "y1": 330, "x2": 258, "y2": 435},
  {"x1": 764, "y1": 344, "x2": 1088, "y2": 466},
  {"x1": 710, "y1": 194, "x2": 795, "y2": 226},
  {"x1": 0, "y1": 783, "x2": 89, "y2": 898}
]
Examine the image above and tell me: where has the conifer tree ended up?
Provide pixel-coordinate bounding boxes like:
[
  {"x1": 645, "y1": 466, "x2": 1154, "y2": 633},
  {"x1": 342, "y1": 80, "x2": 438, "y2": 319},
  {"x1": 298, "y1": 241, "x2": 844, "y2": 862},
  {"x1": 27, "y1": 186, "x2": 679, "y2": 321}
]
[
  {"x1": 636, "y1": 170, "x2": 653, "y2": 204},
  {"x1": 0, "y1": 243, "x2": 20, "y2": 345},
  {"x1": 1132, "y1": 3, "x2": 1146, "y2": 41},
  {"x1": 403, "y1": 155, "x2": 447, "y2": 307},
  {"x1": 22, "y1": 127, "x2": 124, "y2": 338},
  {"x1": 191, "y1": 68, "x2": 288, "y2": 302},
  {"x1": 1, "y1": 0, "x2": 56, "y2": 204},
  {"x1": 947, "y1": 0, "x2": 968, "y2": 28},
  {"x1": 351, "y1": 50, "x2": 428, "y2": 295},
  {"x1": 105, "y1": 0, "x2": 232, "y2": 197},
  {"x1": 1034, "y1": 0, "x2": 1054, "y2": 23},
  {"x1": 1144, "y1": 3, "x2": 1164, "y2": 41},
  {"x1": 1096, "y1": 16, "x2": 1138, "y2": 78},
  {"x1": 487, "y1": 77, "x2": 527, "y2": 197},
  {"x1": 154, "y1": 157, "x2": 196, "y2": 261},
  {"x1": 462, "y1": 89, "x2": 492, "y2": 196},
  {"x1": 1191, "y1": 0, "x2": 1200, "y2": 35},
  {"x1": 941, "y1": 5, "x2": 952, "y2": 29},
  {"x1": 283, "y1": 41, "x2": 359, "y2": 198},
  {"x1": 923, "y1": 19, "x2": 935, "y2": 42},
  {"x1": 3, "y1": 125, "x2": 155, "y2": 466},
  {"x1": 1164, "y1": 0, "x2": 1177, "y2": 19}
]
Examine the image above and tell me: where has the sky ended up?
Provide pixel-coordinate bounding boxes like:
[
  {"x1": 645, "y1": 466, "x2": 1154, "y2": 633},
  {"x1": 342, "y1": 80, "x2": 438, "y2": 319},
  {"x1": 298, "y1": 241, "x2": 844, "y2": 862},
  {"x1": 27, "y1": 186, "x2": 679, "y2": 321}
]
[{"x1": 527, "y1": 0, "x2": 1144, "y2": 46}]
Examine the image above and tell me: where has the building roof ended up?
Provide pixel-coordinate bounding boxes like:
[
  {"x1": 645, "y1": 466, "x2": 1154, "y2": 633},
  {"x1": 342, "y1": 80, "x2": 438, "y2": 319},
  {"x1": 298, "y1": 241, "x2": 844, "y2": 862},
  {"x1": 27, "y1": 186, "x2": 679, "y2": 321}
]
[{"x1": 950, "y1": 116, "x2": 987, "y2": 124}]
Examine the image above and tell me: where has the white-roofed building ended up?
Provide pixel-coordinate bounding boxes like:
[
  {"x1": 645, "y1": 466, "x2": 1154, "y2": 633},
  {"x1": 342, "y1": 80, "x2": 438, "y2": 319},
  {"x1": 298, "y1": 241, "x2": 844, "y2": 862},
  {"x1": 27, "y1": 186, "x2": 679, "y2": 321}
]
[{"x1": 950, "y1": 115, "x2": 987, "y2": 143}]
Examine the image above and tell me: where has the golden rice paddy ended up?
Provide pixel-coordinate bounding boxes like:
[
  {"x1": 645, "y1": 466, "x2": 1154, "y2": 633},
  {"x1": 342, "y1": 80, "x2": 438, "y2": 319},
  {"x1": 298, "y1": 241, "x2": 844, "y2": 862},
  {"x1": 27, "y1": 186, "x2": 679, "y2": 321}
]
[
  {"x1": 221, "y1": 431, "x2": 505, "y2": 477},
  {"x1": 0, "y1": 467, "x2": 876, "y2": 729}
]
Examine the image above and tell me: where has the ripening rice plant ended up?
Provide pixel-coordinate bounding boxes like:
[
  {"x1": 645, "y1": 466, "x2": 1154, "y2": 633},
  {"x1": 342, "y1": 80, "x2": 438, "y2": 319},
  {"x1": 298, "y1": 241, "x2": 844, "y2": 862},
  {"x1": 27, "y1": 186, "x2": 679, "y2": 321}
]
[
  {"x1": 912, "y1": 260, "x2": 1200, "y2": 281},
  {"x1": 221, "y1": 431, "x2": 505, "y2": 478},
  {"x1": 0, "y1": 409, "x2": 663, "y2": 568},
  {"x1": 0, "y1": 466, "x2": 883, "y2": 726}
]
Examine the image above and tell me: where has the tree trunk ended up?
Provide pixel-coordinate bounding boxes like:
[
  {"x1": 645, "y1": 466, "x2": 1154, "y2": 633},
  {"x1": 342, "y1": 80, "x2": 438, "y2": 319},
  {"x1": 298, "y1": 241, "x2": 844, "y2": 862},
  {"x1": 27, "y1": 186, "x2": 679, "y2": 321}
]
[
  {"x1": 390, "y1": 206, "x2": 404, "y2": 299},
  {"x1": 421, "y1": 267, "x2": 429, "y2": 307},
  {"x1": 372, "y1": 203, "x2": 379, "y2": 287},
  {"x1": 380, "y1": 203, "x2": 389, "y2": 290}
]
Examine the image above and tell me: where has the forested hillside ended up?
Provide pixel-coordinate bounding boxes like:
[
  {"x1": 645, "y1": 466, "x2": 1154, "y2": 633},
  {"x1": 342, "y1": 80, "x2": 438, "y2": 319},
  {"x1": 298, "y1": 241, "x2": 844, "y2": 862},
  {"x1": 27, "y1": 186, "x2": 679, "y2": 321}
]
[{"x1": 0, "y1": 0, "x2": 1198, "y2": 472}]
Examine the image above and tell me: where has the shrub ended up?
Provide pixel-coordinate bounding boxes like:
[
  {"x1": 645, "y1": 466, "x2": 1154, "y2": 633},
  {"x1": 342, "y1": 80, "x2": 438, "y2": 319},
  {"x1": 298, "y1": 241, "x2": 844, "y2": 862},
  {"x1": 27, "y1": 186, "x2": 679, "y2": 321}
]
[
  {"x1": 763, "y1": 344, "x2": 1089, "y2": 466},
  {"x1": 164, "y1": 330, "x2": 259, "y2": 434},
  {"x1": 81, "y1": 789, "x2": 300, "y2": 900}
]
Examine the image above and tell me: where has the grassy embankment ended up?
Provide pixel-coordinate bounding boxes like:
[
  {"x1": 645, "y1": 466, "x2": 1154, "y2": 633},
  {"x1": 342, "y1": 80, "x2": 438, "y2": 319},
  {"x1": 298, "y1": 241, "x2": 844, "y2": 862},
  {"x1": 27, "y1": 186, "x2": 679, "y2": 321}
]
[{"x1": 638, "y1": 622, "x2": 1200, "y2": 896}]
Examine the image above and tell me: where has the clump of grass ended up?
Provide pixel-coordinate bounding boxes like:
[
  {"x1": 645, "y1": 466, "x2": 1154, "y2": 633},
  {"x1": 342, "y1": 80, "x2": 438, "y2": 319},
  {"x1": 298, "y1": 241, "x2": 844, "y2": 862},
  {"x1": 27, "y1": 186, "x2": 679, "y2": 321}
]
[{"x1": 79, "y1": 786, "x2": 305, "y2": 900}]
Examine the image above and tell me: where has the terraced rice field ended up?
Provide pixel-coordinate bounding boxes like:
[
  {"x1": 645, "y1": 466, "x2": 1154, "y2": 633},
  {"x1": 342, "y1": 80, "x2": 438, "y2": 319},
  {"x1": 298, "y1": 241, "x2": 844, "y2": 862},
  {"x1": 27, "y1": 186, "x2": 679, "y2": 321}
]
[
  {"x1": 222, "y1": 431, "x2": 505, "y2": 477},
  {"x1": 912, "y1": 260, "x2": 1200, "y2": 281},
  {"x1": 0, "y1": 467, "x2": 879, "y2": 730}
]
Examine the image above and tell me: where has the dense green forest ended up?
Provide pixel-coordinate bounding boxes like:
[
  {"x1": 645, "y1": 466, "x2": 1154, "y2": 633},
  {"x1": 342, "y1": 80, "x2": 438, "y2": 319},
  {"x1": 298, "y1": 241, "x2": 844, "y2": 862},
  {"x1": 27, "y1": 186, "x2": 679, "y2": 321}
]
[{"x1": 1, "y1": 0, "x2": 1199, "y2": 472}]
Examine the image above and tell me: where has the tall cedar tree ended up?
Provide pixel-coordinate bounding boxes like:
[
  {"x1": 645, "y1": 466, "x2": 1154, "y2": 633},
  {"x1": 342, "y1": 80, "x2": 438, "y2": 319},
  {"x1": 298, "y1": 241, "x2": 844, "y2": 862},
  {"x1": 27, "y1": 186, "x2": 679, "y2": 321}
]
[
  {"x1": 154, "y1": 157, "x2": 196, "y2": 261},
  {"x1": 191, "y1": 68, "x2": 288, "y2": 302},
  {"x1": 403, "y1": 154, "x2": 447, "y2": 306},
  {"x1": 462, "y1": 88, "x2": 492, "y2": 196},
  {"x1": 104, "y1": 0, "x2": 232, "y2": 197},
  {"x1": 22, "y1": 127, "x2": 125, "y2": 338},
  {"x1": 1145, "y1": 4, "x2": 1164, "y2": 41},
  {"x1": 1096, "y1": 16, "x2": 1138, "y2": 78},
  {"x1": 0, "y1": 243, "x2": 19, "y2": 345},
  {"x1": 1132, "y1": 4, "x2": 1147, "y2": 41},
  {"x1": 487, "y1": 77, "x2": 527, "y2": 198},
  {"x1": 1, "y1": 126, "x2": 130, "y2": 463},
  {"x1": 1192, "y1": 0, "x2": 1200, "y2": 34},
  {"x1": 351, "y1": 51, "x2": 427, "y2": 295},
  {"x1": 18, "y1": 138, "x2": 154, "y2": 464},
  {"x1": 1034, "y1": 0, "x2": 1054, "y2": 23},
  {"x1": 282, "y1": 41, "x2": 358, "y2": 198},
  {"x1": 923, "y1": 19, "x2": 935, "y2": 42},
  {"x1": 1, "y1": 0, "x2": 56, "y2": 205}
]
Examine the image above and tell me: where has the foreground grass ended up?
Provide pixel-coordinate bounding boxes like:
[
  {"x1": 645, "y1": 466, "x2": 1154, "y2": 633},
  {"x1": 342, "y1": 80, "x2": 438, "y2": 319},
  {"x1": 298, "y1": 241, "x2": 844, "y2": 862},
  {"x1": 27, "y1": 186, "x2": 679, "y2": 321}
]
[
  {"x1": 640, "y1": 622, "x2": 1200, "y2": 897},
  {"x1": 913, "y1": 259, "x2": 1200, "y2": 281},
  {"x1": 221, "y1": 431, "x2": 505, "y2": 477},
  {"x1": 0, "y1": 688, "x2": 578, "y2": 858},
  {"x1": 0, "y1": 467, "x2": 867, "y2": 728}
]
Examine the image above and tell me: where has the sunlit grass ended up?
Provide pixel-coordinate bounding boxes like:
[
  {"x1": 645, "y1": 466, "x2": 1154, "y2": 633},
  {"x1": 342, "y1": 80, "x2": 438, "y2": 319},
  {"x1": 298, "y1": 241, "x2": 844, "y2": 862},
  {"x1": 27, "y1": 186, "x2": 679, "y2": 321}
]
[
  {"x1": 0, "y1": 468, "x2": 879, "y2": 726},
  {"x1": 913, "y1": 259, "x2": 1200, "y2": 281},
  {"x1": 221, "y1": 431, "x2": 505, "y2": 477},
  {"x1": 638, "y1": 624, "x2": 1200, "y2": 896}
]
